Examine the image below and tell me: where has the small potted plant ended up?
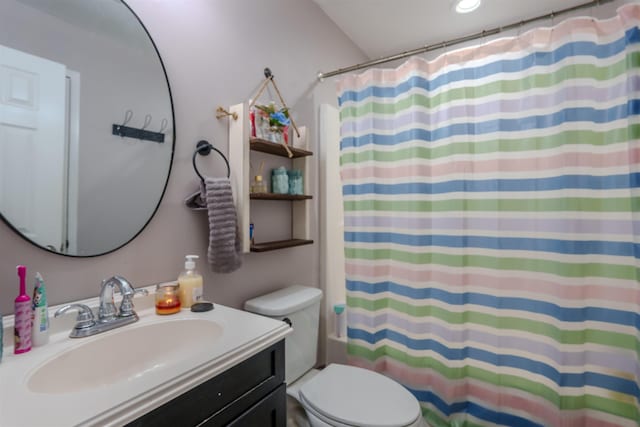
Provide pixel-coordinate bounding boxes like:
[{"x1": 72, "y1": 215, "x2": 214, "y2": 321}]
[{"x1": 252, "y1": 102, "x2": 290, "y2": 143}]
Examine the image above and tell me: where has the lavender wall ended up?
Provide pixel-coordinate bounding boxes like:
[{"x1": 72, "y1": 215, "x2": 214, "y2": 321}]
[{"x1": 0, "y1": 0, "x2": 366, "y2": 315}]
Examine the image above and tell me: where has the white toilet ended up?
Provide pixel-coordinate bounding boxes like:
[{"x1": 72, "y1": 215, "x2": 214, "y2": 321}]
[{"x1": 245, "y1": 285, "x2": 426, "y2": 427}]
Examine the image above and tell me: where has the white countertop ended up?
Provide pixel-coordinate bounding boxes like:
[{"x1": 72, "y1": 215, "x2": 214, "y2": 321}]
[{"x1": 0, "y1": 289, "x2": 290, "y2": 427}]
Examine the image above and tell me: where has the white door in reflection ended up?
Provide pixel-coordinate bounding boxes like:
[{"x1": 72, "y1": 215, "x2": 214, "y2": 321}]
[{"x1": 0, "y1": 44, "x2": 66, "y2": 251}]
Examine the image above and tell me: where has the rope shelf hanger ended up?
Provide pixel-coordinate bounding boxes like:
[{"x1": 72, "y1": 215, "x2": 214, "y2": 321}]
[
  {"x1": 249, "y1": 68, "x2": 301, "y2": 158},
  {"x1": 250, "y1": 68, "x2": 301, "y2": 139}
]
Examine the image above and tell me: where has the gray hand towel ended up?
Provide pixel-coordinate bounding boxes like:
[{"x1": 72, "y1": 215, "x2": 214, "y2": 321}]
[
  {"x1": 184, "y1": 181, "x2": 207, "y2": 209},
  {"x1": 185, "y1": 177, "x2": 242, "y2": 273}
]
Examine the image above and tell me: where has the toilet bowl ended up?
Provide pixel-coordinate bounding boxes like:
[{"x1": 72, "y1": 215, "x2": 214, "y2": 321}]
[
  {"x1": 245, "y1": 286, "x2": 426, "y2": 427},
  {"x1": 292, "y1": 364, "x2": 425, "y2": 427}
]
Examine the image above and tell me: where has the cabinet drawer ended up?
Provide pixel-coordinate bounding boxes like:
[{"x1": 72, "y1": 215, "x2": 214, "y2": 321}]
[
  {"x1": 205, "y1": 383, "x2": 286, "y2": 427},
  {"x1": 127, "y1": 340, "x2": 284, "y2": 427}
]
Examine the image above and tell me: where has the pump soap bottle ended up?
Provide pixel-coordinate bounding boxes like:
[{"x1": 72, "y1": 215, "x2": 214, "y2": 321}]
[
  {"x1": 178, "y1": 255, "x2": 203, "y2": 309},
  {"x1": 14, "y1": 265, "x2": 32, "y2": 354}
]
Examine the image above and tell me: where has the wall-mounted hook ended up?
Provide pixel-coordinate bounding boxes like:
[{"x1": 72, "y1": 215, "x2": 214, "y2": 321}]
[
  {"x1": 139, "y1": 114, "x2": 152, "y2": 141},
  {"x1": 216, "y1": 106, "x2": 238, "y2": 121},
  {"x1": 159, "y1": 118, "x2": 168, "y2": 133},
  {"x1": 116, "y1": 110, "x2": 134, "y2": 137},
  {"x1": 141, "y1": 114, "x2": 152, "y2": 131},
  {"x1": 123, "y1": 110, "x2": 133, "y2": 126}
]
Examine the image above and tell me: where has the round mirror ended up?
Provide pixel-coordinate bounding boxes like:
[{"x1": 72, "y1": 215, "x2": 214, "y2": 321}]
[{"x1": 0, "y1": 0, "x2": 174, "y2": 256}]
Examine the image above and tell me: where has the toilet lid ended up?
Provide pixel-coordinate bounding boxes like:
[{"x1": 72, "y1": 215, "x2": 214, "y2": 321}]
[{"x1": 299, "y1": 364, "x2": 421, "y2": 427}]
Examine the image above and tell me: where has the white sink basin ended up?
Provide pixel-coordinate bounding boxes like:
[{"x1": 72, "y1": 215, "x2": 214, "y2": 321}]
[
  {"x1": 1, "y1": 295, "x2": 290, "y2": 427},
  {"x1": 26, "y1": 318, "x2": 223, "y2": 394}
]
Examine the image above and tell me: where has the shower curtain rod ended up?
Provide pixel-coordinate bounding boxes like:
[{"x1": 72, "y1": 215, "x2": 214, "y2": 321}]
[{"x1": 317, "y1": 0, "x2": 615, "y2": 80}]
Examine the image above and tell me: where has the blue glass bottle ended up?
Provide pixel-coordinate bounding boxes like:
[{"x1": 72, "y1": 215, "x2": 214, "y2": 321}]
[
  {"x1": 271, "y1": 167, "x2": 289, "y2": 194},
  {"x1": 288, "y1": 169, "x2": 303, "y2": 195}
]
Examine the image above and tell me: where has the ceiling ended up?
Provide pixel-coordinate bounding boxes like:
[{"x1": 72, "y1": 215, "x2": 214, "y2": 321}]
[{"x1": 312, "y1": 0, "x2": 606, "y2": 60}]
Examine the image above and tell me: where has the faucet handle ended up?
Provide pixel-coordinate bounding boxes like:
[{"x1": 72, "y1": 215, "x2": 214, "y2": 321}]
[
  {"x1": 119, "y1": 288, "x2": 149, "y2": 317},
  {"x1": 54, "y1": 304, "x2": 96, "y2": 330},
  {"x1": 134, "y1": 288, "x2": 150, "y2": 297}
]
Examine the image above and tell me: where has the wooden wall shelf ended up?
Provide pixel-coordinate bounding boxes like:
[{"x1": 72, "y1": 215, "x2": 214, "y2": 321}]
[
  {"x1": 250, "y1": 193, "x2": 312, "y2": 201},
  {"x1": 229, "y1": 103, "x2": 313, "y2": 253},
  {"x1": 250, "y1": 138, "x2": 313, "y2": 158},
  {"x1": 251, "y1": 239, "x2": 314, "y2": 252}
]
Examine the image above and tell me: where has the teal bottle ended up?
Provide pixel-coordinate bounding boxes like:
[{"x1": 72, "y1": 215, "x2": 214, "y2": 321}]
[
  {"x1": 288, "y1": 169, "x2": 303, "y2": 195},
  {"x1": 271, "y1": 167, "x2": 289, "y2": 194}
]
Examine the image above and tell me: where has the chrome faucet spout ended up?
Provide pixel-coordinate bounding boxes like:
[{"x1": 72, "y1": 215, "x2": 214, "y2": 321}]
[
  {"x1": 98, "y1": 275, "x2": 136, "y2": 322},
  {"x1": 60, "y1": 275, "x2": 145, "y2": 338},
  {"x1": 109, "y1": 275, "x2": 135, "y2": 296}
]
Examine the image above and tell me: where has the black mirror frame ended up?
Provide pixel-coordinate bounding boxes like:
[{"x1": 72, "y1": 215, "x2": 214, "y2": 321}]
[{"x1": 0, "y1": 0, "x2": 176, "y2": 258}]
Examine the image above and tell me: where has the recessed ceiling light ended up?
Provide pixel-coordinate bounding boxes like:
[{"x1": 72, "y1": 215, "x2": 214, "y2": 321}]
[{"x1": 455, "y1": 0, "x2": 481, "y2": 14}]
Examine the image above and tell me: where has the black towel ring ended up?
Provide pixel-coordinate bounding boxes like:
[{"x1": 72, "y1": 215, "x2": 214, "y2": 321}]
[{"x1": 192, "y1": 140, "x2": 230, "y2": 182}]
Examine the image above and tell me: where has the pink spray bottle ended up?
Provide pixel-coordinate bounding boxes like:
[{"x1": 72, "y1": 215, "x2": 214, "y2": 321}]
[{"x1": 14, "y1": 265, "x2": 32, "y2": 354}]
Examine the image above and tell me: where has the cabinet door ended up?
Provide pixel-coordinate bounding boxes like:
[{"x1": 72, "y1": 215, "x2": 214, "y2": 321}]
[
  {"x1": 126, "y1": 340, "x2": 284, "y2": 427},
  {"x1": 220, "y1": 383, "x2": 286, "y2": 427}
]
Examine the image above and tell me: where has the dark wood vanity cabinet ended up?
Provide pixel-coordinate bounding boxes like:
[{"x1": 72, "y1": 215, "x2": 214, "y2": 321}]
[{"x1": 126, "y1": 340, "x2": 286, "y2": 427}]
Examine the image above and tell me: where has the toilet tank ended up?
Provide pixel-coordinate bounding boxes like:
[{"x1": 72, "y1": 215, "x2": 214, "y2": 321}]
[{"x1": 245, "y1": 285, "x2": 323, "y2": 384}]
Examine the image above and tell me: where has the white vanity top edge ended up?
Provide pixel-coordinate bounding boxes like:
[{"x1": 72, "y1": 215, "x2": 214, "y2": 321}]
[{"x1": 0, "y1": 291, "x2": 291, "y2": 427}]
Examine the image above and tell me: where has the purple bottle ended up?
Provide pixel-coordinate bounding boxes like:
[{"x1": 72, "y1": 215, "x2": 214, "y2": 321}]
[{"x1": 14, "y1": 265, "x2": 32, "y2": 354}]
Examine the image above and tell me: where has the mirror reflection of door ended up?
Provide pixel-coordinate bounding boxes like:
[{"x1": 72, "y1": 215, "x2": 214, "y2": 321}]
[{"x1": 0, "y1": 44, "x2": 78, "y2": 253}]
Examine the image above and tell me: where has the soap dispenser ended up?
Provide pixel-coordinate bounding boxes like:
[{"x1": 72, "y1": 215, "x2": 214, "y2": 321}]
[{"x1": 178, "y1": 255, "x2": 203, "y2": 308}]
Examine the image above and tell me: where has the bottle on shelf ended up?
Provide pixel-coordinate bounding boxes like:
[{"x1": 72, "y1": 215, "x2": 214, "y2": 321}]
[
  {"x1": 288, "y1": 169, "x2": 303, "y2": 195},
  {"x1": 250, "y1": 160, "x2": 268, "y2": 193},
  {"x1": 272, "y1": 167, "x2": 289, "y2": 194},
  {"x1": 251, "y1": 175, "x2": 268, "y2": 193}
]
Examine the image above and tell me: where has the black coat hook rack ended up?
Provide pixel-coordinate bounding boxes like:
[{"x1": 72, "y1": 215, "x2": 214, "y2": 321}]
[
  {"x1": 112, "y1": 124, "x2": 165, "y2": 143},
  {"x1": 112, "y1": 110, "x2": 165, "y2": 143}
]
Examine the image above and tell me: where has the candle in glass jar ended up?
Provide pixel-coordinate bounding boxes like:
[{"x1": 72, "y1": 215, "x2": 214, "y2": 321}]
[{"x1": 155, "y1": 282, "x2": 181, "y2": 315}]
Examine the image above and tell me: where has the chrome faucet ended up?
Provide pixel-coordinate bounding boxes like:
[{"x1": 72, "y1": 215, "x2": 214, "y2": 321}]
[
  {"x1": 55, "y1": 275, "x2": 148, "y2": 338},
  {"x1": 98, "y1": 275, "x2": 137, "y2": 321}
]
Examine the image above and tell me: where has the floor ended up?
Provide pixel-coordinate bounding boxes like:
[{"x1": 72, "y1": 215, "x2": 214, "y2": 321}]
[{"x1": 287, "y1": 397, "x2": 310, "y2": 427}]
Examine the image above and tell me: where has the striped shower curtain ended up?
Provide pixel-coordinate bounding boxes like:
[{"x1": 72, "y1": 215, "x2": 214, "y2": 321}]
[{"x1": 338, "y1": 5, "x2": 640, "y2": 427}]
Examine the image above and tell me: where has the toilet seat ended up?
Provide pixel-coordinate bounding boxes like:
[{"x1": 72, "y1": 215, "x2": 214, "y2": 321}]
[{"x1": 298, "y1": 364, "x2": 422, "y2": 427}]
